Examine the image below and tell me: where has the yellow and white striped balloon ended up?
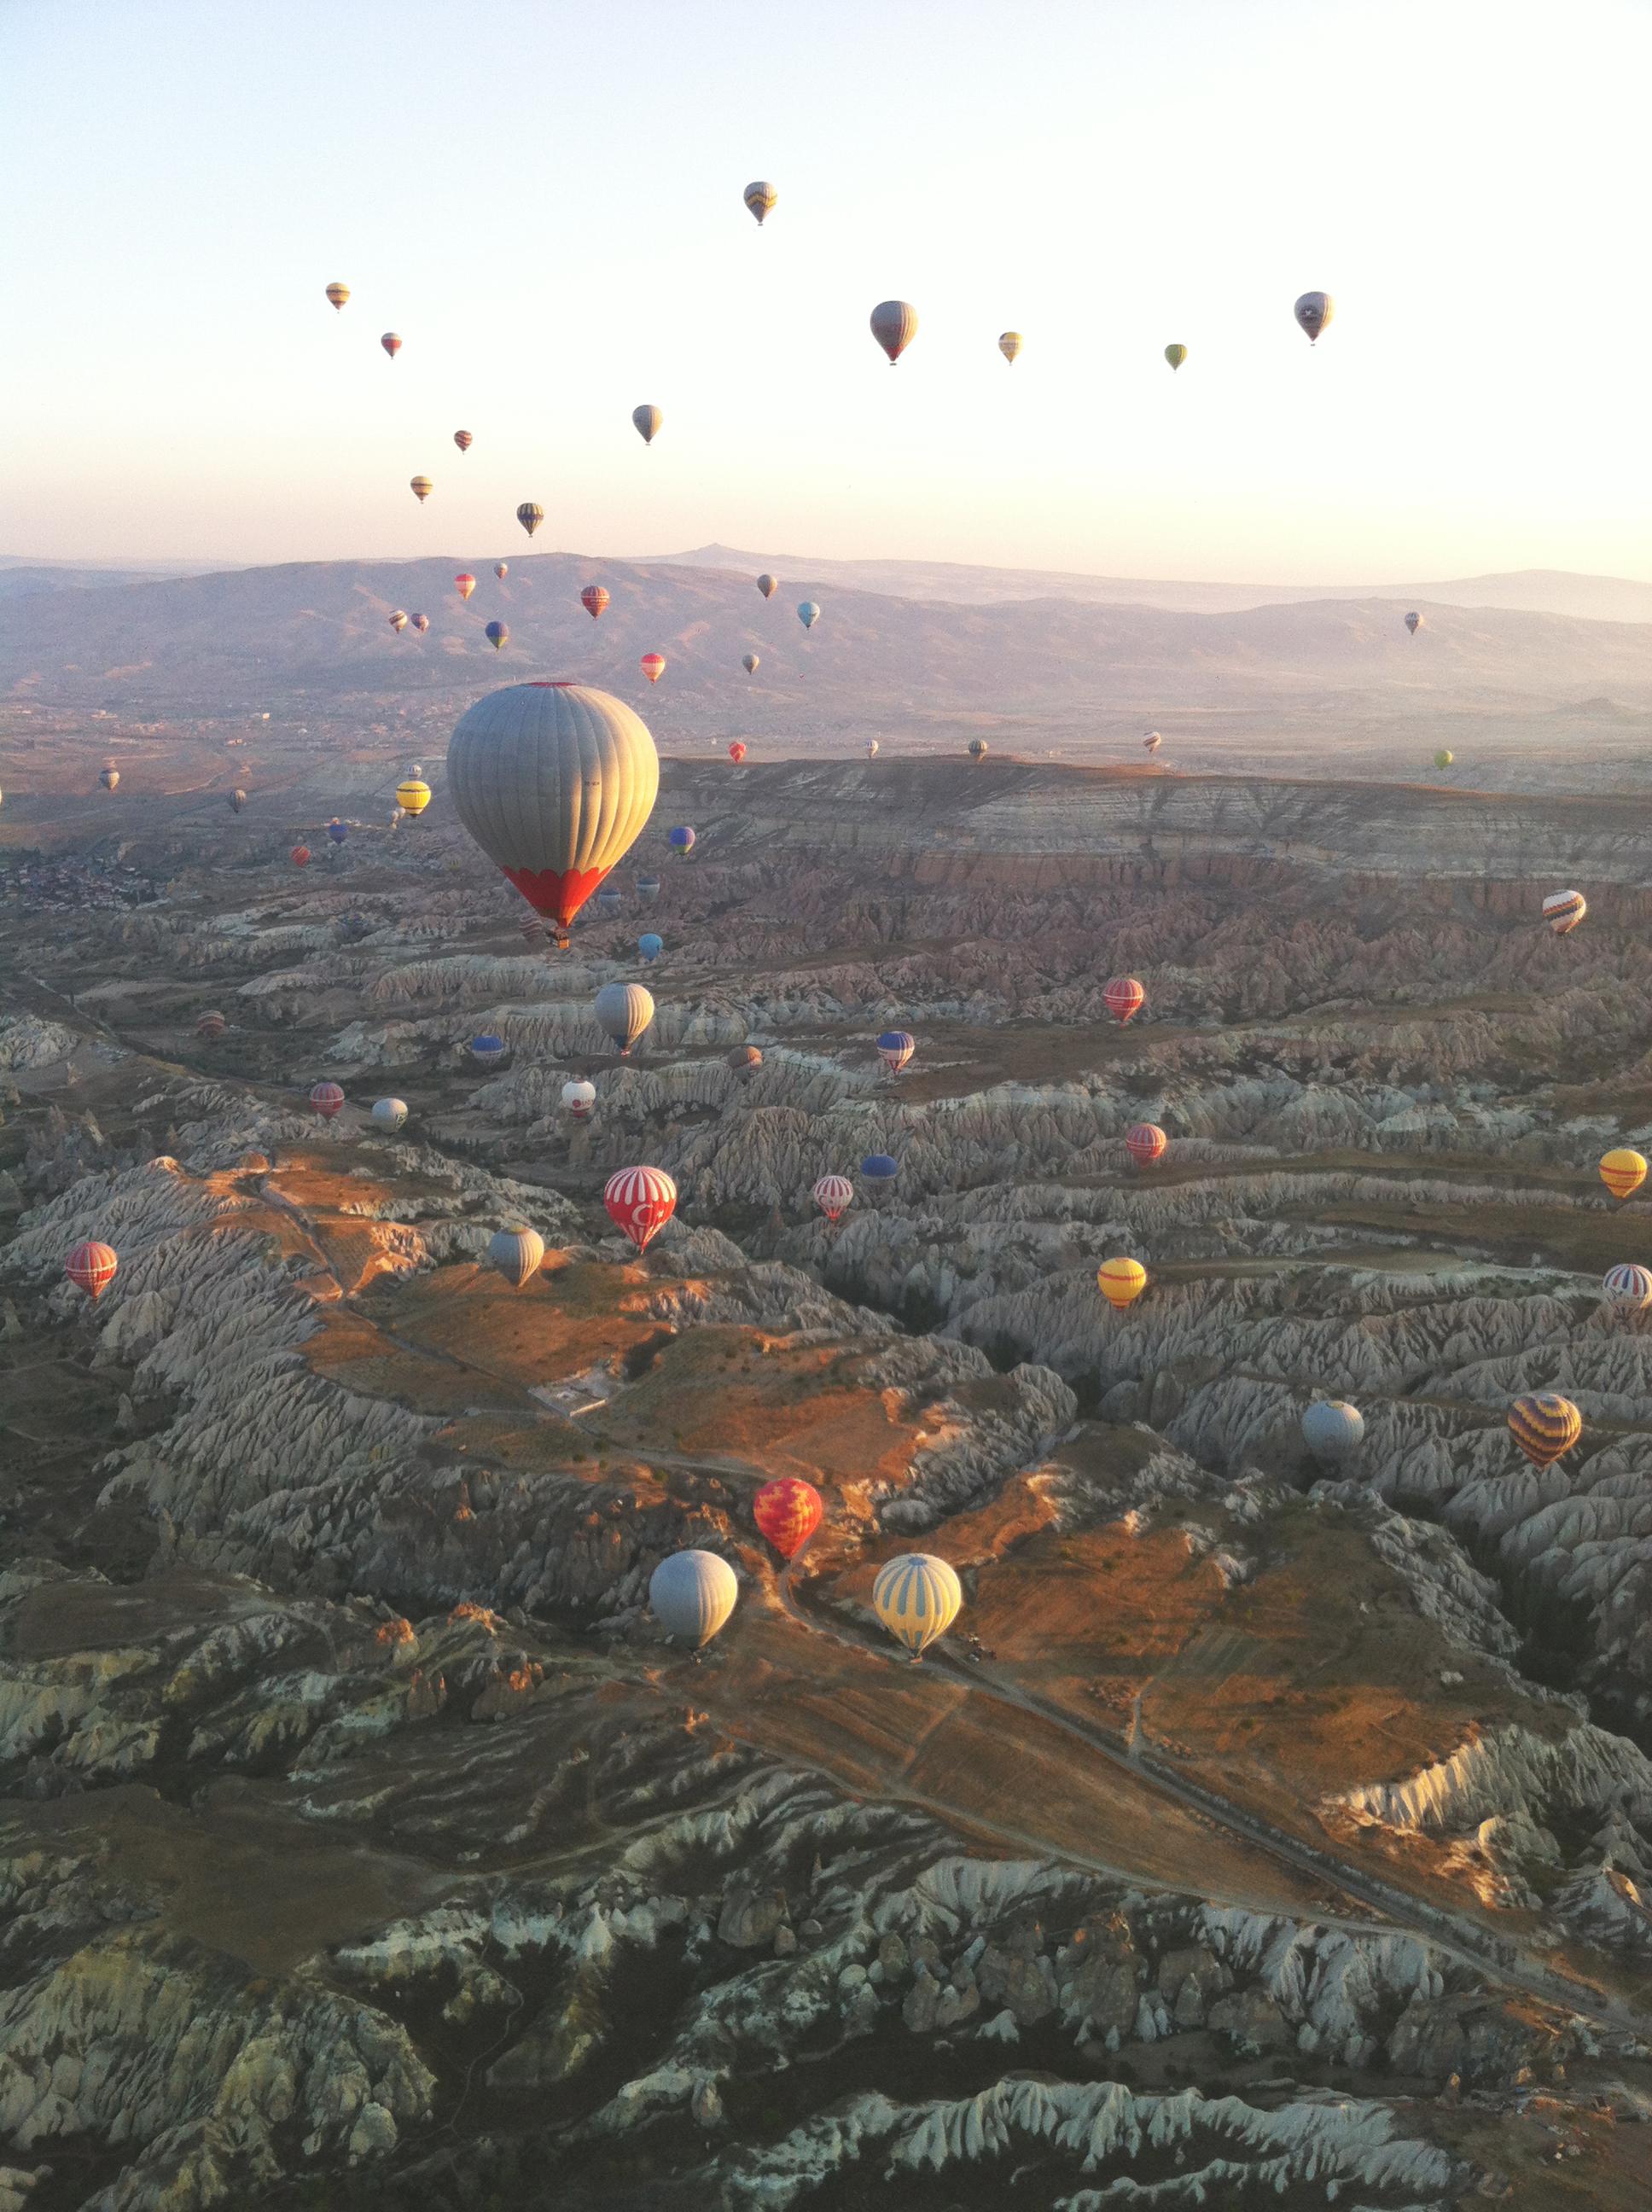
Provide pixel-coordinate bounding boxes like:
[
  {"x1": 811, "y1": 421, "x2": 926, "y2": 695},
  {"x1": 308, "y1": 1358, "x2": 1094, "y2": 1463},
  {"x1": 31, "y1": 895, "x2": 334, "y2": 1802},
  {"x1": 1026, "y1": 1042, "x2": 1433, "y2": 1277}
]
[{"x1": 872, "y1": 1553, "x2": 962, "y2": 1660}]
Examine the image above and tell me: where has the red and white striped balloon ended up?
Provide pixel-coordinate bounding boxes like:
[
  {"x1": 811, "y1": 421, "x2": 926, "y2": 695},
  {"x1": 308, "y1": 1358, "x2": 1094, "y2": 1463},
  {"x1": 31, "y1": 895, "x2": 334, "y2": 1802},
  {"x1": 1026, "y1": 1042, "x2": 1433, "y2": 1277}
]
[
  {"x1": 604, "y1": 1165, "x2": 678, "y2": 1253},
  {"x1": 1104, "y1": 976, "x2": 1145, "y2": 1024},
  {"x1": 1125, "y1": 1122, "x2": 1166, "y2": 1167},
  {"x1": 310, "y1": 1082, "x2": 345, "y2": 1120},
  {"x1": 812, "y1": 1173, "x2": 854, "y2": 1223},
  {"x1": 66, "y1": 1240, "x2": 119, "y2": 1300}
]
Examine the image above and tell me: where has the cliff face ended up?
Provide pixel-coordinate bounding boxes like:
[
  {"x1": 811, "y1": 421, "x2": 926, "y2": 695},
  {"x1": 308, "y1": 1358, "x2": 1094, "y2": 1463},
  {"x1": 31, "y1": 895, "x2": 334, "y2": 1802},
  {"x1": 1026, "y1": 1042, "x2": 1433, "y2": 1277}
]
[{"x1": 4, "y1": 758, "x2": 1652, "y2": 2209}]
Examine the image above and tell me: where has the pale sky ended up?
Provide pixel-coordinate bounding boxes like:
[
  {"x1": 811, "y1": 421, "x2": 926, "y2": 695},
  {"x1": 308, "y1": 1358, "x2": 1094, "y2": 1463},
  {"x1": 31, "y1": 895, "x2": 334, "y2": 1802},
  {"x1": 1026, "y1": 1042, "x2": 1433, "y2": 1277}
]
[{"x1": 3, "y1": 0, "x2": 1649, "y2": 585}]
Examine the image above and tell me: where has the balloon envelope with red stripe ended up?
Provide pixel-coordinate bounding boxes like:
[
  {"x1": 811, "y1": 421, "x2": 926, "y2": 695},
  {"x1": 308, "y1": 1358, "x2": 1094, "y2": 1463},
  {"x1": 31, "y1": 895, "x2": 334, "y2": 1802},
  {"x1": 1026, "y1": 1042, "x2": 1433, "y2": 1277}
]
[
  {"x1": 66, "y1": 1241, "x2": 118, "y2": 1300},
  {"x1": 310, "y1": 1081, "x2": 344, "y2": 1119},
  {"x1": 1125, "y1": 1121, "x2": 1166, "y2": 1167},
  {"x1": 1542, "y1": 888, "x2": 1587, "y2": 935},
  {"x1": 581, "y1": 585, "x2": 610, "y2": 621},
  {"x1": 641, "y1": 654, "x2": 666, "y2": 684},
  {"x1": 605, "y1": 1165, "x2": 678, "y2": 1253},
  {"x1": 753, "y1": 1477, "x2": 823, "y2": 1561},
  {"x1": 812, "y1": 1173, "x2": 853, "y2": 1222},
  {"x1": 1603, "y1": 1263, "x2": 1652, "y2": 1313},
  {"x1": 1508, "y1": 1393, "x2": 1581, "y2": 1467},
  {"x1": 1104, "y1": 976, "x2": 1145, "y2": 1023}
]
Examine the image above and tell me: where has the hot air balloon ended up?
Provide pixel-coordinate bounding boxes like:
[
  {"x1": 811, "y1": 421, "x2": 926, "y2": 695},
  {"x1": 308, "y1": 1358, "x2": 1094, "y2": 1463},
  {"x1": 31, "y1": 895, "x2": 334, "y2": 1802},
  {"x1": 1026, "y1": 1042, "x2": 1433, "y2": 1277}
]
[
  {"x1": 291, "y1": 845, "x2": 311, "y2": 866},
  {"x1": 756, "y1": 573, "x2": 778, "y2": 599},
  {"x1": 325, "y1": 282, "x2": 350, "y2": 311},
  {"x1": 650, "y1": 1550, "x2": 738, "y2": 1648},
  {"x1": 562, "y1": 1079, "x2": 596, "y2": 1121},
  {"x1": 389, "y1": 610, "x2": 409, "y2": 633},
  {"x1": 632, "y1": 405, "x2": 662, "y2": 445},
  {"x1": 99, "y1": 765, "x2": 119, "y2": 792},
  {"x1": 1105, "y1": 976, "x2": 1145, "y2": 1024},
  {"x1": 516, "y1": 503, "x2": 544, "y2": 538},
  {"x1": 410, "y1": 475, "x2": 433, "y2": 504},
  {"x1": 1603, "y1": 1263, "x2": 1652, "y2": 1313},
  {"x1": 1097, "y1": 1257, "x2": 1147, "y2": 1311},
  {"x1": 469, "y1": 1033, "x2": 507, "y2": 1066},
  {"x1": 1294, "y1": 292, "x2": 1334, "y2": 344},
  {"x1": 447, "y1": 684, "x2": 659, "y2": 948},
  {"x1": 638, "y1": 931, "x2": 663, "y2": 963},
  {"x1": 1508, "y1": 1393, "x2": 1581, "y2": 1468},
  {"x1": 454, "y1": 429, "x2": 473, "y2": 453},
  {"x1": 578, "y1": 585, "x2": 609, "y2": 623},
  {"x1": 310, "y1": 1081, "x2": 344, "y2": 1120},
  {"x1": 1434, "y1": 750, "x2": 1454, "y2": 769},
  {"x1": 640, "y1": 653, "x2": 666, "y2": 684},
  {"x1": 487, "y1": 1226, "x2": 545, "y2": 1289},
  {"x1": 605, "y1": 1165, "x2": 677, "y2": 1252},
  {"x1": 998, "y1": 331, "x2": 1022, "y2": 364},
  {"x1": 595, "y1": 981, "x2": 654, "y2": 1056},
  {"x1": 1543, "y1": 889, "x2": 1587, "y2": 936},
  {"x1": 877, "y1": 1031, "x2": 915, "y2": 1077},
  {"x1": 1125, "y1": 1122, "x2": 1166, "y2": 1167},
  {"x1": 66, "y1": 1240, "x2": 118, "y2": 1301},
  {"x1": 797, "y1": 601, "x2": 820, "y2": 630},
  {"x1": 495, "y1": 562, "x2": 509, "y2": 580},
  {"x1": 865, "y1": 738, "x2": 879, "y2": 759},
  {"x1": 381, "y1": 332, "x2": 402, "y2": 359},
  {"x1": 637, "y1": 876, "x2": 661, "y2": 902},
  {"x1": 520, "y1": 915, "x2": 546, "y2": 945},
  {"x1": 813, "y1": 1173, "x2": 853, "y2": 1224},
  {"x1": 968, "y1": 739, "x2": 988, "y2": 760},
  {"x1": 323, "y1": 818, "x2": 346, "y2": 847},
  {"x1": 1600, "y1": 1150, "x2": 1647, "y2": 1202},
  {"x1": 729, "y1": 1045, "x2": 763, "y2": 1076},
  {"x1": 1143, "y1": 731, "x2": 1162, "y2": 754},
  {"x1": 1165, "y1": 344, "x2": 1188, "y2": 370},
  {"x1": 1405, "y1": 611, "x2": 1422, "y2": 637},
  {"x1": 196, "y1": 1011, "x2": 227, "y2": 1040},
  {"x1": 872, "y1": 1554, "x2": 961, "y2": 1661},
  {"x1": 396, "y1": 777, "x2": 431, "y2": 816},
  {"x1": 861, "y1": 1153, "x2": 898, "y2": 1185},
  {"x1": 870, "y1": 300, "x2": 919, "y2": 366},
  {"x1": 1302, "y1": 1399, "x2": 1365, "y2": 1468},
  {"x1": 372, "y1": 1097, "x2": 409, "y2": 1131},
  {"x1": 753, "y1": 1478, "x2": 823, "y2": 1562},
  {"x1": 411, "y1": 613, "x2": 429, "y2": 633},
  {"x1": 485, "y1": 620, "x2": 509, "y2": 652},
  {"x1": 742, "y1": 653, "x2": 759, "y2": 674},
  {"x1": 743, "y1": 180, "x2": 777, "y2": 226},
  {"x1": 456, "y1": 573, "x2": 477, "y2": 602},
  {"x1": 596, "y1": 886, "x2": 623, "y2": 917},
  {"x1": 729, "y1": 742, "x2": 747, "y2": 764},
  {"x1": 668, "y1": 826, "x2": 695, "y2": 859},
  {"x1": 230, "y1": 789, "x2": 247, "y2": 812}
]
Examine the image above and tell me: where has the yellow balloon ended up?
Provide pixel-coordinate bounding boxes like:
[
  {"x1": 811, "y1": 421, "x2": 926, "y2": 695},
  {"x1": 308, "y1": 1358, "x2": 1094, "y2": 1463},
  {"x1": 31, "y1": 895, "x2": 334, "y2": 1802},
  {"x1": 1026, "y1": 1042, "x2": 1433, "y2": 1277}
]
[
  {"x1": 1600, "y1": 1149, "x2": 1647, "y2": 1202},
  {"x1": 396, "y1": 778, "x2": 432, "y2": 816},
  {"x1": 872, "y1": 1554, "x2": 962, "y2": 1660},
  {"x1": 1097, "y1": 1257, "x2": 1148, "y2": 1311},
  {"x1": 998, "y1": 331, "x2": 1022, "y2": 364}
]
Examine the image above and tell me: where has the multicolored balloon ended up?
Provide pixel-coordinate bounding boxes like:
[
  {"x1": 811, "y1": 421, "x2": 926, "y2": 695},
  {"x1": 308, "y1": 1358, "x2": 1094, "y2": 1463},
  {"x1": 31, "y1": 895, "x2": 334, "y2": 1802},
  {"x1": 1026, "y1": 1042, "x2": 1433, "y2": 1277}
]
[
  {"x1": 1165, "y1": 344, "x2": 1188, "y2": 370},
  {"x1": 1125, "y1": 1122, "x2": 1166, "y2": 1167},
  {"x1": 595, "y1": 981, "x2": 654, "y2": 1056},
  {"x1": 743, "y1": 180, "x2": 777, "y2": 226},
  {"x1": 1097, "y1": 1257, "x2": 1147, "y2": 1311},
  {"x1": 410, "y1": 475, "x2": 433, "y2": 504},
  {"x1": 581, "y1": 585, "x2": 610, "y2": 620},
  {"x1": 1143, "y1": 731, "x2": 1162, "y2": 753},
  {"x1": 605, "y1": 1165, "x2": 678, "y2": 1252},
  {"x1": 753, "y1": 1478, "x2": 823, "y2": 1561},
  {"x1": 494, "y1": 562, "x2": 509, "y2": 580},
  {"x1": 456, "y1": 573, "x2": 477, "y2": 601},
  {"x1": 66, "y1": 1240, "x2": 119, "y2": 1301},
  {"x1": 650, "y1": 1550, "x2": 737, "y2": 1647},
  {"x1": 310, "y1": 1081, "x2": 344, "y2": 1120},
  {"x1": 485, "y1": 620, "x2": 509, "y2": 652},
  {"x1": 562, "y1": 1080, "x2": 596, "y2": 1121},
  {"x1": 325, "y1": 282, "x2": 350, "y2": 311},
  {"x1": 756, "y1": 573, "x2": 778, "y2": 599},
  {"x1": 1600, "y1": 1149, "x2": 1648, "y2": 1202},
  {"x1": 230, "y1": 789, "x2": 247, "y2": 812},
  {"x1": 327, "y1": 818, "x2": 348, "y2": 845},
  {"x1": 1294, "y1": 292, "x2": 1334, "y2": 344},
  {"x1": 742, "y1": 653, "x2": 759, "y2": 674},
  {"x1": 1603, "y1": 1263, "x2": 1652, "y2": 1313},
  {"x1": 876, "y1": 1031, "x2": 915, "y2": 1076},
  {"x1": 381, "y1": 332, "x2": 402, "y2": 359},
  {"x1": 469, "y1": 1033, "x2": 507, "y2": 1066},
  {"x1": 291, "y1": 844, "x2": 311, "y2": 866},
  {"x1": 99, "y1": 765, "x2": 120, "y2": 792},
  {"x1": 446, "y1": 683, "x2": 659, "y2": 947},
  {"x1": 969, "y1": 739, "x2": 988, "y2": 760},
  {"x1": 1104, "y1": 976, "x2": 1145, "y2": 1024},
  {"x1": 870, "y1": 300, "x2": 919, "y2": 367},
  {"x1": 668, "y1": 825, "x2": 695, "y2": 858},
  {"x1": 388, "y1": 610, "x2": 409, "y2": 632},
  {"x1": 872, "y1": 1553, "x2": 961, "y2": 1660},
  {"x1": 1405, "y1": 611, "x2": 1422, "y2": 636},
  {"x1": 196, "y1": 1011, "x2": 226, "y2": 1040},
  {"x1": 813, "y1": 1173, "x2": 853, "y2": 1223},
  {"x1": 998, "y1": 331, "x2": 1022, "y2": 364},
  {"x1": 641, "y1": 653, "x2": 666, "y2": 684},
  {"x1": 487, "y1": 1226, "x2": 545, "y2": 1289},
  {"x1": 411, "y1": 613, "x2": 429, "y2": 633},
  {"x1": 1508, "y1": 1393, "x2": 1581, "y2": 1467},
  {"x1": 1543, "y1": 889, "x2": 1587, "y2": 935},
  {"x1": 516, "y1": 503, "x2": 544, "y2": 538},
  {"x1": 454, "y1": 429, "x2": 474, "y2": 453},
  {"x1": 632, "y1": 405, "x2": 662, "y2": 445}
]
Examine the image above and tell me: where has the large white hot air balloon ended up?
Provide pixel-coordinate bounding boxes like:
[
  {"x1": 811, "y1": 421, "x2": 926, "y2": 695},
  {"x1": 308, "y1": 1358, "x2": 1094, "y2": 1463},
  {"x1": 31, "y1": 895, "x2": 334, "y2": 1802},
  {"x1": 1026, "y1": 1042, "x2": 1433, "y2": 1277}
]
[{"x1": 447, "y1": 684, "x2": 660, "y2": 949}]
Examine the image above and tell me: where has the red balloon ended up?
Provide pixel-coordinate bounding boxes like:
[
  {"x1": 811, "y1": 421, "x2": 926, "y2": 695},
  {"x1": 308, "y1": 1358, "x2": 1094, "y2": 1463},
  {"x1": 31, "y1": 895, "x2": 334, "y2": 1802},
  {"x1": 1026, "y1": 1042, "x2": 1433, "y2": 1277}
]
[
  {"x1": 604, "y1": 1165, "x2": 677, "y2": 1253},
  {"x1": 753, "y1": 1477, "x2": 823, "y2": 1561},
  {"x1": 1126, "y1": 1121, "x2": 1166, "y2": 1167},
  {"x1": 729, "y1": 742, "x2": 747, "y2": 764},
  {"x1": 310, "y1": 1082, "x2": 345, "y2": 1120},
  {"x1": 291, "y1": 845, "x2": 311, "y2": 867},
  {"x1": 640, "y1": 653, "x2": 666, "y2": 684},
  {"x1": 1104, "y1": 976, "x2": 1144, "y2": 1024},
  {"x1": 581, "y1": 585, "x2": 610, "y2": 621},
  {"x1": 66, "y1": 1240, "x2": 118, "y2": 1300}
]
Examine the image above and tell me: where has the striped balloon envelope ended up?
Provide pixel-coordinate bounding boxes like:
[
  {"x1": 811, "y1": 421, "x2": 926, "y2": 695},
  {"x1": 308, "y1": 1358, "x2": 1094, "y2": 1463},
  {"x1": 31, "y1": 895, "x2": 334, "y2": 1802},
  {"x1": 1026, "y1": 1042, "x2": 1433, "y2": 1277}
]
[
  {"x1": 196, "y1": 1011, "x2": 227, "y2": 1040},
  {"x1": 813, "y1": 1173, "x2": 854, "y2": 1223},
  {"x1": 65, "y1": 1241, "x2": 118, "y2": 1301},
  {"x1": 640, "y1": 654, "x2": 666, "y2": 684},
  {"x1": 1104, "y1": 976, "x2": 1145, "y2": 1023},
  {"x1": 396, "y1": 778, "x2": 431, "y2": 815},
  {"x1": 876, "y1": 1030, "x2": 915, "y2": 1076},
  {"x1": 310, "y1": 1082, "x2": 344, "y2": 1120},
  {"x1": 729, "y1": 742, "x2": 747, "y2": 764},
  {"x1": 290, "y1": 846, "x2": 311, "y2": 867},
  {"x1": 455, "y1": 573, "x2": 477, "y2": 601},
  {"x1": 581, "y1": 585, "x2": 610, "y2": 620},
  {"x1": 1542, "y1": 888, "x2": 1587, "y2": 935},
  {"x1": 870, "y1": 299, "x2": 919, "y2": 367},
  {"x1": 324, "y1": 282, "x2": 350, "y2": 311},
  {"x1": 604, "y1": 1165, "x2": 678, "y2": 1253},
  {"x1": 1097, "y1": 1257, "x2": 1148, "y2": 1311},
  {"x1": 753, "y1": 1478, "x2": 823, "y2": 1562},
  {"x1": 1603, "y1": 1264, "x2": 1652, "y2": 1313},
  {"x1": 1507, "y1": 1393, "x2": 1582, "y2": 1468},
  {"x1": 631, "y1": 405, "x2": 662, "y2": 445},
  {"x1": 743, "y1": 180, "x2": 777, "y2": 226},
  {"x1": 380, "y1": 331, "x2": 401, "y2": 359},
  {"x1": 1125, "y1": 1122, "x2": 1166, "y2": 1167},
  {"x1": 469, "y1": 1034, "x2": 506, "y2": 1065},
  {"x1": 872, "y1": 1553, "x2": 962, "y2": 1660},
  {"x1": 1599, "y1": 1149, "x2": 1647, "y2": 1202}
]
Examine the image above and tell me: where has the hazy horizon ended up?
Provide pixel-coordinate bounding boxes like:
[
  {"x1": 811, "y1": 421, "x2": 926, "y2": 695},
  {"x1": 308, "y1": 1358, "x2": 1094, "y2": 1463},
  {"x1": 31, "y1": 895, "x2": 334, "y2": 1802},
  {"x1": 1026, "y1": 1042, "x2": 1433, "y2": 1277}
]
[{"x1": 5, "y1": 0, "x2": 1649, "y2": 581}]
